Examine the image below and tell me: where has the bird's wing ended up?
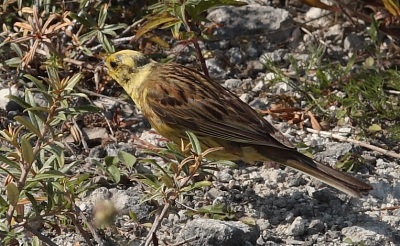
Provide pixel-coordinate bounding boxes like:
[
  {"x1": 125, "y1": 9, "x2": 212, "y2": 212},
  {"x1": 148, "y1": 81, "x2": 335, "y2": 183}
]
[{"x1": 144, "y1": 64, "x2": 295, "y2": 150}]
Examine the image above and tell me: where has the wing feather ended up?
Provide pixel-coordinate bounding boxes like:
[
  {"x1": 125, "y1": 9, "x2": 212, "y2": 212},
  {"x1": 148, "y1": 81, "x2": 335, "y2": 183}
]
[{"x1": 144, "y1": 63, "x2": 295, "y2": 150}]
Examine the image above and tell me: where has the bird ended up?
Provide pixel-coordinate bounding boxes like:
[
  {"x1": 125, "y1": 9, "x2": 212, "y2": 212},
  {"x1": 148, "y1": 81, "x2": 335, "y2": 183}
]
[{"x1": 105, "y1": 50, "x2": 373, "y2": 198}]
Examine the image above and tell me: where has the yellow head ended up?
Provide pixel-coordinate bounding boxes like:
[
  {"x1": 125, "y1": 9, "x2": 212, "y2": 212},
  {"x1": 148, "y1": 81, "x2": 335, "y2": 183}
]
[
  {"x1": 105, "y1": 50, "x2": 150, "y2": 79},
  {"x1": 105, "y1": 50, "x2": 155, "y2": 105}
]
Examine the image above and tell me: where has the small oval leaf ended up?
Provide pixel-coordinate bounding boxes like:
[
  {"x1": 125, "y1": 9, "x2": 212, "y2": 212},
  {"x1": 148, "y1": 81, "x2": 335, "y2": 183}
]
[
  {"x1": 118, "y1": 151, "x2": 137, "y2": 168},
  {"x1": 107, "y1": 165, "x2": 120, "y2": 183},
  {"x1": 14, "y1": 116, "x2": 42, "y2": 138},
  {"x1": 6, "y1": 183, "x2": 19, "y2": 207},
  {"x1": 186, "y1": 131, "x2": 201, "y2": 155},
  {"x1": 21, "y1": 137, "x2": 34, "y2": 165},
  {"x1": 368, "y1": 124, "x2": 382, "y2": 132}
]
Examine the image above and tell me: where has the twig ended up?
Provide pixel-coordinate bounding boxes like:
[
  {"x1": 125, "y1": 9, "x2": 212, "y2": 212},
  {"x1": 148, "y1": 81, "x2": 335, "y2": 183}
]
[
  {"x1": 76, "y1": 85, "x2": 128, "y2": 105},
  {"x1": 175, "y1": 200, "x2": 197, "y2": 212},
  {"x1": 72, "y1": 202, "x2": 103, "y2": 246},
  {"x1": 152, "y1": 231, "x2": 159, "y2": 246},
  {"x1": 385, "y1": 89, "x2": 400, "y2": 95},
  {"x1": 143, "y1": 201, "x2": 172, "y2": 246},
  {"x1": 23, "y1": 224, "x2": 58, "y2": 246},
  {"x1": 192, "y1": 40, "x2": 209, "y2": 78},
  {"x1": 169, "y1": 236, "x2": 200, "y2": 246},
  {"x1": 90, "y1": 36, "x2": 136, "y2": 53},
  {"x1": 305, "y1": 128, "x2": 400, "y2": 159},
  {"x1": 63, "y1": 58, "x2": 95, "y2": 70},
  {"x1": 117, "y1": 19, "x2": 144, "y2": 38},
  {"x1": 68, "y1": 212, "x2": 95, "y2": 246},
  {"x1": 360, "y1": 205, "x2": 400, "y2": 213},
  {"x1": 71, "y1": 118, "x2": 89, "y2": 152}
]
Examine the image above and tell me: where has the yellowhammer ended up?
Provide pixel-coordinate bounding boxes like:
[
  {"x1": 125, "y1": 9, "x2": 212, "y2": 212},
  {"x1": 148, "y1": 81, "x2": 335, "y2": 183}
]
[{"x1": 105, "y1": 50, "x2": 372, "y2": 198}]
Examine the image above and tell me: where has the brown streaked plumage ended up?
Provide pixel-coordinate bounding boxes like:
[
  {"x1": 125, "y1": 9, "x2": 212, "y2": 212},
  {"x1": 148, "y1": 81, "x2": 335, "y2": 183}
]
[{"x1": 105, "y1": 50, "x2": 373, "y2": 198}]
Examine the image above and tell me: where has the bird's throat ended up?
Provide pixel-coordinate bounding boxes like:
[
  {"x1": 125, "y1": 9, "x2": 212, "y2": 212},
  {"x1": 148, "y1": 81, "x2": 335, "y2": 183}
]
[{"x1": 116, "y1": 63, "x2": 155, "y2": 109}]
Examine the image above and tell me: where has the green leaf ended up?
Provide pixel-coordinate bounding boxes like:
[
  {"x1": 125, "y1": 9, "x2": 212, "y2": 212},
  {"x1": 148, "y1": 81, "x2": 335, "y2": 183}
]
[
  {"x1": 82, "y1": 47, "x2": 94, "y2": 56},
  {"x1": 24, "y1": 74, "x2": 47, "y2": 91},
  {"x1": 189, "y1": 0, "x2": 247, "y2": 16},
  {"x1": 69, "y1": 12, "x2": 96, "y2": 28},
  {"x1": 166, "y1": 142, "x2": 181, "y2": 153},
  {"x1": 139, "y1": 158, "x2": 170, "y2": 177},
  {"x1": 142, "y1": 222, "x2": 152, "y2": 228},
  {"x1": 186, "y1": 131, "x2": 201, "y2": 155},
  {"x1": 7, "y1": 95, "x2": 32, "y2": 109},
  {"x1": 79, "y1": 29, "x2": 98, "y2": 43},
  {"x1": 103, "y1": 23, "x2": 127, "y2": 31},
  {"x1": 211, "y1": 160, "x2": 237, "y2": 168},
  {"x1": 29, "y1": 171, "x2": 65, "y2": 181},
  {"x1": 136, "y1": 175, "x2": 163, "y2": 192},
  {"x1": 24, "y1": 107, "x2": 51, "y2": 114},
  {"x1": 137, "y1": 177, "x2": 159, "y2": 188},
  {"x1": 21, "y1": 137, "x2": 34, "y2": 165},
  {"x1": 6, "y1": 182, "x2": 19, "y2": 206},
  {"x1": 5, "y1": 57, "x2": 22, "y2": 67},
  {"x1": 135, "y1": 13, "x2": 179, "y2": 41},
  {"x1": 98, "y1": 33, "x2": 114, "y2": 54},
  {"x1": 101, "y1": 29, "x2": 117, "y2": 36},
  {"x1": 78, "y1": 0, "x2": 90, "y2": 8},
  {"x1": 25, "y1": 192, "x2": 39, "y2": 212},
  {"x1": 60, "y1": 160, "x2": 83, "y2": 173},
  {"x1": 169, "y1": 162, "x2": 179, "y2": 173},
  {"x1": 212, "y1": 214, "x2": 227, "y2": 220},
  {"x1": 105, "y1": 156, "x2": 118, "y2": 167},
  {"x1": 93, "y1": 159, "x2": 107, "y2": 173},
  {"x1": 107, "y1": 165, "x2": 121, "y2": 183},
  {"x1": 118, "y1": 151, "x2": 137, "y2": 168},
  {"x1": 240, "y1": 217, "x2": 256, "y2": 226},
  {"x1": 209, "y1": 203, "x2": 224, "y2": 213},
  {"x1": 160, "y1": 174, "x2": 174, "y2": 188},
  {"x1": 343, "y1": 238, "x2": 353, "y2": 243},
  {"x1": 129, "y1": 211, "x2": 138, "y2": 222},
  {"x1": 180, "y1": 180, "x2": 212, "y2": 192},
  {"x1": 368, "y1": 124, "x2": 381, "y2": 132},
  {"x1": 173, "y1": 4, "x2": 188, "y2": 29},
  {"x1": 64, "y1": 72, "x2": 83, "y2": 91},
  {"x1": 335, "y1": 109, "x2": 347, "y2": 119},
  {"x1": 14, "y1": 115, "x2": 43, "y2": 138},
  {"x1": 24, "y1": 89, "x2": 38, "y2": 107},
  {"x1": 364, "y1": 57, "x2": 375, "y2": 67},
  {"x1": 42, "y1": 154, "x2": 57, "y2": 170},
  {"x1": 24, "y1": 91, "x2": 45, "y2": 134},
  {"x1": 0, "y1": 192, "x2": 8, "y2": 206},
  {"x1": 45, "y1": 67, "x2": 61, "y2": 91},
  {"x1": 345, "y1": 52, "x2": 357, "y2": 74},
  {"x1": 43, "y1": 144, "x2": 65, "y2": 168},
  {"x1": 197, "y1": 205, "x2": 212, "y2": 214},
  {"x1": 98, "y1": 3, "x2": 109, "y2": 28},
  {"x1": 0, "y1": 154, "x2": 20, "y2": 169},
  {"x1": 67, "y1": 105, "x2": 100, "y2": 114},
  {"x1": 32, "y1": 236, "x2": 40, "y2": 246}
]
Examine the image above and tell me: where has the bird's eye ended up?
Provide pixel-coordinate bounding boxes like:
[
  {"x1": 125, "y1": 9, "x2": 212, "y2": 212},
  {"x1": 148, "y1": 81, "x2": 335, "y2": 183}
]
[{"x1": 109, "y1": 61, "x2": 118, "y2": 69}]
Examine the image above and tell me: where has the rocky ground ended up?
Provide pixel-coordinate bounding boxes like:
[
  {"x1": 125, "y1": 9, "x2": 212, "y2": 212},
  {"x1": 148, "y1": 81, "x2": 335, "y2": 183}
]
[{"x1": 2, "y1": 0, "x2": 400, "y2": 245}]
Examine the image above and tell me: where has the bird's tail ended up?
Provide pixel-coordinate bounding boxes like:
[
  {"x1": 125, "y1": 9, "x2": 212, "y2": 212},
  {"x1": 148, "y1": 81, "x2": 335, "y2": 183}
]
[{"x1": 266, "y1": 148, "x2": 373, "y2": 197}]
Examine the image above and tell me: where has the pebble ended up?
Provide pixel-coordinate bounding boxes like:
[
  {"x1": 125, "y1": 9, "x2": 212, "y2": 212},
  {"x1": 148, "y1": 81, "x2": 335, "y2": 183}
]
[{"x1": 177, "y1": 219, "x2": 260, "y2": 246}]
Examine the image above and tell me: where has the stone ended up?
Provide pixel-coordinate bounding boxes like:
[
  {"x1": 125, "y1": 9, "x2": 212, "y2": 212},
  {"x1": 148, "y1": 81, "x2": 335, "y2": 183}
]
[
  {"x1": 178, "y1": 219, "x2": 259, "y2": 246},
  {"x1": 286, "y1": 216, "x2": 307, "y2": 236},
  {"x1": 207, "y1": 5, "x2": 292, "y2": 41}
]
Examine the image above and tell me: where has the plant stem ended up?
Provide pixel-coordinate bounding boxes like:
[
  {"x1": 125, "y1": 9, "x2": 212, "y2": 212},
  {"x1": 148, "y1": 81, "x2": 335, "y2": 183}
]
[{"x1": 143, "y1": 201, "x2": 172, "y2": 246}]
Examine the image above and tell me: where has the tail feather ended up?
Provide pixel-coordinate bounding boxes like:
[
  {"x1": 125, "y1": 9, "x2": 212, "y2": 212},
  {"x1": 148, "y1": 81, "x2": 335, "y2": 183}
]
[{"x1": 267, "y1": 149, "x2": 372, "y2": 197}]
